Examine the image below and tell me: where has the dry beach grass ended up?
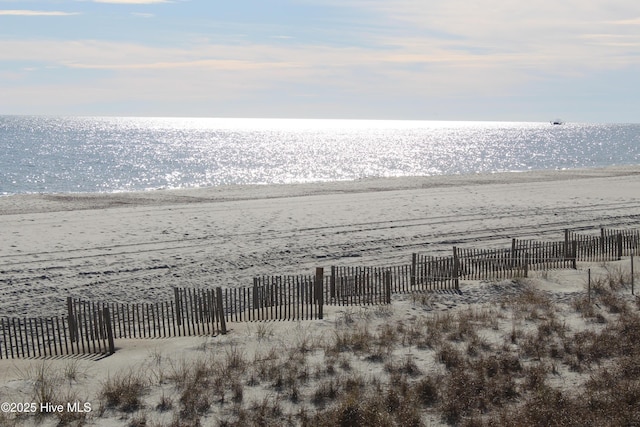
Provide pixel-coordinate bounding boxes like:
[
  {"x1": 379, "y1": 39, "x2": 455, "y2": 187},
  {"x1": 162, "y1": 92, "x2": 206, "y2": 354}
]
[
  {"x1": 1, "y1": 166, "x2": 640, "y2": 426},
  {"x1": 1, "y1": 262, "x2": 639, "y2": 426}
]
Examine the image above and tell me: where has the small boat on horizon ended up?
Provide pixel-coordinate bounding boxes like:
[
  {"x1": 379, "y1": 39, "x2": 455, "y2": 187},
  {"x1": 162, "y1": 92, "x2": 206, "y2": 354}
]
[{"x1": 550, "y1": 119, "x2": 564, "y2": 125}]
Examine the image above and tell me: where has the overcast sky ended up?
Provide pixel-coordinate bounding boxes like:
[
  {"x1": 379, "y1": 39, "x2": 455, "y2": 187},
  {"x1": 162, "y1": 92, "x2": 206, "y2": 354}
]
[{"x1": 1, "y1": 0, "x2": 639, "y2": 122}]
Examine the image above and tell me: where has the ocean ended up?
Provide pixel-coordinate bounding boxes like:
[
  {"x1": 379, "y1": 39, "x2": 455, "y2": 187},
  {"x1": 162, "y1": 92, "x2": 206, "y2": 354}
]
[{"x1": 1, "y1": 116, "x2": 639, "y2": 195}]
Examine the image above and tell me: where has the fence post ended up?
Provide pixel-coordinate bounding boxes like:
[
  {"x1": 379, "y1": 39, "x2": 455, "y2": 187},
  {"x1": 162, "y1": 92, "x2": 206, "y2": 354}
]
[
  {"x1": 66, "y1": 297, "x2": 77, "y2": 342},
  {"x1": 572, "y1": 241, "x2": 578, "y2": 269},
  {"x1": 511, "y1": 239, "x2": 517, "y2": 269},
  {"x1": 315, "y1": 267, "x2": 324, "y2": 320},
  {"x1": 103, "y1": 307, "x2": 115, "y2": 355},
  {"x1": 617, "y1": 233, "x2": 623, "y2": 260},
  {"x1": 253, "y1": 278, "x2": 259, "y2": 312},
  {"x1": 384, "y1": 270, "x2": 392, "y2": 304},
  {"x1": 453, "y1": 247, "x2": 460, "y2": 290},
  {"x1": 411, "y1": 253, "x2": 417, "y2": 287},
  {"x1": 174, "y1": 288, "x2": 182, "y2": 327},
  {"x1": 524, "y1": 253, "x2": 529, "y2": 278},
  {"x1": 216, "y1": 287, "x2": 227, "y2": 334},
  {"x1": 631, "y1": 253, "x2": 635, "y2": 296},
  {"x1": 330, "y1": 266, "x2": 336, "y2": 300}
]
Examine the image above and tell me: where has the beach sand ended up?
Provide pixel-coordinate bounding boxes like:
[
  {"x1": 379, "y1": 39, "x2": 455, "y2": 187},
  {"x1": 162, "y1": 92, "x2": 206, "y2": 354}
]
[
  {"x1": 1, "y1": 166, "x2": 639, "y2": 426},
  {"x1": 1, "y1": 166, "x2": 639, "y2": 318}
]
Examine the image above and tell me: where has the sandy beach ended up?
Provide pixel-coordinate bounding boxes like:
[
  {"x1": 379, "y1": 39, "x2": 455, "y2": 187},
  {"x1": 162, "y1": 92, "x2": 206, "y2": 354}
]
[
  {"x1": 1, "y1": 166, "x2": 640, "y2": 426},
  {"x1": 1, "y1": 166, "x2": 639, "y2": 318}
]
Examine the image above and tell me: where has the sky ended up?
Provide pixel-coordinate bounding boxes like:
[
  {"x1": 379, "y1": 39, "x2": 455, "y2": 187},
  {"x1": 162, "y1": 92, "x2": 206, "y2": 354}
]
[{"x1": 0, "y1": 0, "x2": 639, "y2": 122}]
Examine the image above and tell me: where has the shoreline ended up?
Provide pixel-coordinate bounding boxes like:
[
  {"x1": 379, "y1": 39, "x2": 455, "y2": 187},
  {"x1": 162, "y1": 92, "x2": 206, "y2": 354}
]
[
  {"x1": 1, "y1": 165, "x2": 639, "y2": 216},
  {"x1": 1, "y1": 165, "x2": 639, "y2": 318}
]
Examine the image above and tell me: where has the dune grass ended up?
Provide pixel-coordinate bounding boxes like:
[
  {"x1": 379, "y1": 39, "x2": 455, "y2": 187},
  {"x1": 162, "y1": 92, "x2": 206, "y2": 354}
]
[{"x1": 2, "y1": 260, "x2": 639, "y2": 426}]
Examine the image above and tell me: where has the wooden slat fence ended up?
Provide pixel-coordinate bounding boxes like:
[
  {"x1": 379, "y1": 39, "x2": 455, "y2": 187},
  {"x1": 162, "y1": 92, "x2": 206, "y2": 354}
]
[
  {"x1": 3, "y1": 227, "x2": 638, "y2": 359},
  {"x1": 70, "y1": 289, "x2": 226, "y2": 340},
  {"x1": 223, "y1": 273, "x2": 324, "y2": 321},
  {"x1": 102, "y1": 300, "x2": 180, "y2": 339},
  {"x1": 411, "y1": 254, "x2": 460, "y2": 291},
  {"x1": 566, "y1": 228, "x2": 640, "y2": 261},
  {"x1": 173, "y1": 287, "x2": 226, "y2": 335},
  {"x1": 609, "y1": 228, "x2": 640, "y2": 256},
  {"x1": 1, "y1": 305, "x2": 114, "y2": 359},
  {"x1": 416, "y1": 238, "x2": 579, "y2": 283},
  {"x1": 327, "y1": 266, "x2": 393, "y2": 305},
  {"x1": 512, "y1": 239, "x2": 577, "y2": 270},
  {"x1": 456, "y1": 246, "x2": 527, "y2": 280}
]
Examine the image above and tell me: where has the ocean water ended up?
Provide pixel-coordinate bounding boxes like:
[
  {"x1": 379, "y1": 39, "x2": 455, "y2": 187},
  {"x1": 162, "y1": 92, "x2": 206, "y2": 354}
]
[{"x1": 1, "y1": 116, "x2": 639, "y2": 195}]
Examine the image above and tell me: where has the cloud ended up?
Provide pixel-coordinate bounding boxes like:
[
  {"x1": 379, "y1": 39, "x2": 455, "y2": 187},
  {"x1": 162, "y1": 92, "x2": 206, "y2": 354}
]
[
  {"x1": 69, "y1": 58, "x2": 301, "y2": 71},
  {"x1": 0, "y1": 10, "x2": 80, "y2": 16},
  {"x1": 0, "y1": 39, "x2": 305, "y2": 74},
  {"x1": 0, "y1": 37, "x2": 541, "y2": 109},
  {"x1": 608, "y1": 17, "x2": 640, "y2": 25},
  {"x1": 0, "y1": 30, "x2": 627, "y2": 93},
  {"x1": 2, "y1": 0, "x2": 639, "y2": 119},
  {"x1": 307, "y1": 0, "x2": 640, "y2": 68}
]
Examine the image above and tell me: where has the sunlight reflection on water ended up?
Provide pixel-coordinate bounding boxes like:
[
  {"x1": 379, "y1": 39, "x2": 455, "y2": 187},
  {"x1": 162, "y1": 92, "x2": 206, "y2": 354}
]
[{"x1": 1, "y1": 116, "x2": 638, "y2": 194}]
